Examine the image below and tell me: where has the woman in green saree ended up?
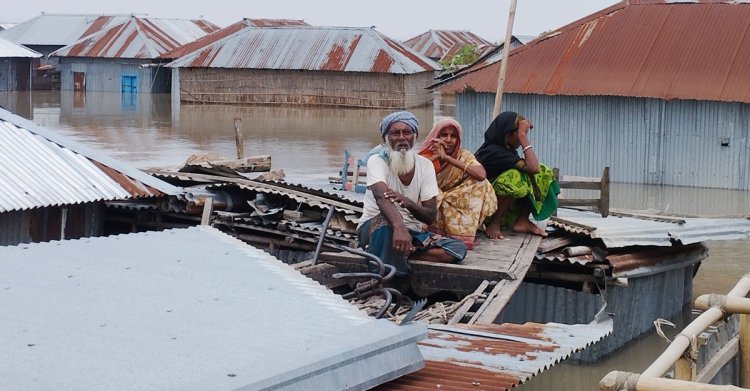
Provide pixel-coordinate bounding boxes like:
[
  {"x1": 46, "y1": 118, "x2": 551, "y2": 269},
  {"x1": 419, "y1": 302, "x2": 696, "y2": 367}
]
[{"x1": 475, "y1": 111, "x2": 559, "y2": 239}]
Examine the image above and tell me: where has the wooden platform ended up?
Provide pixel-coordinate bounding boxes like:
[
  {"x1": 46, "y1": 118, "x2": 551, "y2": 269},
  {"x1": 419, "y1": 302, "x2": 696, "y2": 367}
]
[{"x1": 409, "y1": 230, "x2": 542, "y2": 311}]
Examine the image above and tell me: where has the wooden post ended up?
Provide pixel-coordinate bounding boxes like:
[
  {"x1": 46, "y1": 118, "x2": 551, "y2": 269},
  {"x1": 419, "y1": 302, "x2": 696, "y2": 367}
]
[
  {"x1": 492, "y1": 0, "x2": 518, "y2": 118},
  {"x1": 233, "y1": 117, "x2": 244, "y2": 159},
  {"x1": 674, "y1": 335, "x2": 697, "y2": 381},
  {"x1": 200, "y1": 197, "x2": 213, "y2": 225},
  {"x1": 599, "y1": 166, "x2": 610, "y2": 217},
  {"x1": 741, "y1": 313, "x2": 750, "y2": 388}
]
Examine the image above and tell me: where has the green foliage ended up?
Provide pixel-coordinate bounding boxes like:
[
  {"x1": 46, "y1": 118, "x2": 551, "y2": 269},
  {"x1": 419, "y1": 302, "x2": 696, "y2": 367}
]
[{"x1": 439, "y1": 44, "x2": 480, "y2": 70}]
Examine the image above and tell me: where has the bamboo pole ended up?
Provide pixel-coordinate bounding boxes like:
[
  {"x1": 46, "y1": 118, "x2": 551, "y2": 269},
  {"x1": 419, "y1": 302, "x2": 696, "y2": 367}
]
[
  {"x1": 492, "y1": 0, "x2": 518, "y2": 118},
  {"x1": 695, "y1": 294, "x2": 750, "y2": 314},
  {"x1": 234, "y1": 117, "x2": 244, "y2": 159},
  {"x1": 741, "y1": 313, "x2": 750, "y2": 388},
  {"x1": 642, "y1": 274, "x2": 750, "y2": 378},
  {"x1": 600, "y1": 371, "x2": 749, "y2": 391}
]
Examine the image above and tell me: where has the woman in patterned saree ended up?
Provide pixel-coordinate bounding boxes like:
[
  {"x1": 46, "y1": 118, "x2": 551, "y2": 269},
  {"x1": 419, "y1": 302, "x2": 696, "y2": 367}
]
[
  {"x1": 418, "y1": 118, "x2": 497, "y2": 250},
  {"x1": 475, "y1": 111, "x2": 559, "y2": 239}
]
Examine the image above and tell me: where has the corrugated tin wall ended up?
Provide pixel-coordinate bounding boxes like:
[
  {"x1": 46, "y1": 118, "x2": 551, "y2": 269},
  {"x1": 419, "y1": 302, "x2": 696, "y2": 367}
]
[
  {"x1": 59, "y1": 58, "x2": 169, "y2": 93},
  {"x1": 497, "y1": 265, "x2": 692, "y2": 362},
  {"x1": 0, "y1": 58, "x2": 30, "y2": 91},
  {"x1": 456, "y1": 92, "x2": 750, "y2": 190},
  {"x1": 0, "y1": 203, "x2": 103, "y2": 246}
]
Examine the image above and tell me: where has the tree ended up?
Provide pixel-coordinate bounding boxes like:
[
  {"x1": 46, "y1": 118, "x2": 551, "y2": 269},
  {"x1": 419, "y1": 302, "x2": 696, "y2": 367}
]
[{"x1": 439, "y1": 44, "x2": 480, "y2": 71}]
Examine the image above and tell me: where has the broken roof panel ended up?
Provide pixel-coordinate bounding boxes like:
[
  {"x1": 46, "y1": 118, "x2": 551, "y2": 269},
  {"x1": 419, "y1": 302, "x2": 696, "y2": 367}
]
[
  {"x1": 441, "y1": 0, "x2": 750, "y2": 104},
  {"x1": 552, "y1": 209, "x2": 750, "y2": 248},
  {"x1": 403, "y1": 29, "x2": 493, "y2": 60},
  {"x1": 0, "y1": 14, "x2": 128, "y2": 46},
  {"x1": 53, "y1": 16, "x2": 220, "y2": 59},
  {"x1": 0, "y1": 37, "x2": 41, "y2": 58},
  {"x1": 167, "y1": 26, "x2": 440, "y2": 74},
  {"x1": 0, "y1": 107, "x2": 177, "y2": 212},
  {"x1": 0, "y1": 226, "x2": 426, "y2": 390},
  {"x1": 379, "y1": 320, "x2": 612, "y2": 390}
]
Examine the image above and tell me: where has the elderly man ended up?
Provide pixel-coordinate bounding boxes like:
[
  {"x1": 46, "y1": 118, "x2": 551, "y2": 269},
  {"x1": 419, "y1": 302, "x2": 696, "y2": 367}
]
[{"x1": 357, "y1": 111, "x2": 467, "y2": 277}]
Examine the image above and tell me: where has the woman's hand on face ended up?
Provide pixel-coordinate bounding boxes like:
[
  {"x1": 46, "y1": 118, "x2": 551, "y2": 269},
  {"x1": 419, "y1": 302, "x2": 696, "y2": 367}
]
[
  {"x1": 517, "y1": 119, "x2": 534, "y2": 141},
  {"x1": 431, "y1": 141, "x2": 448, "y2": 162}
]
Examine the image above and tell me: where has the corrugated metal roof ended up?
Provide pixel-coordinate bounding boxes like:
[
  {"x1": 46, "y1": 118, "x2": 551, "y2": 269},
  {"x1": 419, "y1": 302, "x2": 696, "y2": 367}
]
[
  {"x1": 246, "y1": 18, "x2": 309, "y2": 27},
  {"x1": 0, "y1": 36, "x2": 40, "y2": 58},
  {"x1": 552, "y1": 208, "x2": 750, "y2": 248},
  {"x1": 0, "y1": 226, "x2": 427, "y2": 390},
  {"x1": 161, "y1": 18, "x2": 311, "y2": 59},
  {"x1": 403, "y1": 30, "x2": 493, "y2": 60},
  {"x1": 0, "y1": 14, "x2": 128, "y2": 46},
  {"x1": 52, "y1": 16, "x2": 220, "y2": 59},
  {"x1": 167, "y1": 26, "x2": 440, "y2": 74},
  {"x1": 0, "y1": 107, "x2": 177, "y2": 212},
  {"x1": 441, "y1": 0, "x2": 750, "y2": 104},
  {"x1": 379, "y1": 320, "x2": 612, "y2": 390}
]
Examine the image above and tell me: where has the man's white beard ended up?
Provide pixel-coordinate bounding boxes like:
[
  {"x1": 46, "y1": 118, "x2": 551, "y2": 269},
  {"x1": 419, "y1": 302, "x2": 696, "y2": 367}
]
[{"x1": 386, "y1": 143, "x2": 416, "y2": 176}]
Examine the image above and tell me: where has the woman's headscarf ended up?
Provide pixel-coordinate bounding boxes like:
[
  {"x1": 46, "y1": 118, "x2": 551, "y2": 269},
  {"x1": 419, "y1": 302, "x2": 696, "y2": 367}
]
[
  {"x1": 418, "y1": 117, "x2": 462, "y2": 156},
  {"x1": 475, "y1": 111, "x2": 523, "y2": 180}
]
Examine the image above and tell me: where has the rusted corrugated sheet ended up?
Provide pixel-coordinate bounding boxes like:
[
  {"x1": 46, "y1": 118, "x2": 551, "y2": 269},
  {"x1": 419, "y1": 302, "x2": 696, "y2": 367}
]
[
  {"x1": 441, "y1": 0, "x2": 750, "y2": 104},
  {"x1": 52, "y1": 16, "x2": 219, "y2": 59},
  {"x1": 0, "y1": 107, "x2": 173, "y2": 212},
  {"x1": 160, "y1": 20, "x2": 250, "y2": 59},
  {"x1": 378, "y1": 321, "x2": 612, "y2": 390},
  {"x1": 246, "y1": 18, "x2": 309, "y2": 27},
  {"x1": 167, "y1": 26, "x2": 440, "y2": 74},
  {"x1": 0, "y1": 14, "x2": 128, "y2": 46},
  {"x1": 403, "y1": 30, "x2": 492, "y2": 60}
]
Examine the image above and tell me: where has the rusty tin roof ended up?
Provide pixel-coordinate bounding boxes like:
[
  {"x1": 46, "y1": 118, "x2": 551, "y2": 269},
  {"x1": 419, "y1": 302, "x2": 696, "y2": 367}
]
[
  {"x1": 0, "y1": 14, "x2": 129, "y2": 46},
  {"x1": 161, "y1": 18, "x2": 310, "y2": 59},
  {"x1": 52, "y1": 16, "x2": 219, "y2": 59},
  {"x1": 441, "y1": 0, "x2": 750, "y2": 104},
  {"x1": 403, "y1": 30, "x2": 493, "y2": 60},
  {"x1": 167, "y1": 26, "x2": 440, "y2": 74},
  {"x1": 0, "y1": 107, "x2": 177, "y2": 212},
  {"x1": 379, "y1": 320, "x2": 612, "y2": 390}
]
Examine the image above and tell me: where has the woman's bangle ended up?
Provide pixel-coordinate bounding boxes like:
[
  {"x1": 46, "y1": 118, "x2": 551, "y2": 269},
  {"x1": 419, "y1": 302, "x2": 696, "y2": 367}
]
[{"x1": 522, "y1": 145, "x2": 533, "y2": 152}]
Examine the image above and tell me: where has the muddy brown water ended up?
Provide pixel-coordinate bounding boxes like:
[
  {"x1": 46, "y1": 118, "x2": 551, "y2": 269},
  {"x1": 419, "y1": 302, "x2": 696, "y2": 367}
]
[{"x1": 2, "y1": 91, "x2": 748, "y2": 389}]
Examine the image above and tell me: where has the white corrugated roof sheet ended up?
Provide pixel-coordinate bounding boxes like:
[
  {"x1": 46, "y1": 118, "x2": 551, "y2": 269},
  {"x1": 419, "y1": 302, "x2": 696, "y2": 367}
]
[
  {"x1": 167, "y1": 26, "x2": 440, "y2": 74},
  {"x1": 0, "y1": 37, "x2": 40, "y2": 58},
  {"x1": 52, "y1": 16, "x2": 220, "y2": 59},
  {"x1": 0, "y1": 14, "x2": 129, "y2": 46},
  {"x1": 0, "y1": 107, "x2": 178, "y2": 212},
  {"x1": 553, "y1": 208, "x2": 750, "y2": 248},
  {"x1": 0, "y1": 226, "x2": 426, "y2": 390}
]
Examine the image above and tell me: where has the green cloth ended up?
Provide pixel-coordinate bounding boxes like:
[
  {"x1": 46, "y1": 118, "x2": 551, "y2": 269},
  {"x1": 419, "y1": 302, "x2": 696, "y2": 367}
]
[{"x1": 490, "y1": 163, "x2": 560, "y2": 225}]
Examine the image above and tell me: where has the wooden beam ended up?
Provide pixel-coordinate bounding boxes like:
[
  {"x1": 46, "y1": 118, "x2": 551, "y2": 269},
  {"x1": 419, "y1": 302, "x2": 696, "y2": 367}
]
[
  {"x1": 695, "y1": 335, "x2": 738, "y2": 384},
  {"x1": 234, "y1": 117, "x2": 244, "y2": 159},
  {"x1": 448, "y1": 280, "x2": 491, "y2": 325},
  {"x1": 200, "y1": 197, "x2": 213, "y2": 225}
]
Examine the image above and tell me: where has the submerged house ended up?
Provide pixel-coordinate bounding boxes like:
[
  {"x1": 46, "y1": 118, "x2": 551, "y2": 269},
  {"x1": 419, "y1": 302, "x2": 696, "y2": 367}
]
[
  {"x1": 167, "y1": 26, "x2": 441, "y2": 109},
  {"x1": 0, "y1": 106, "x2": 177, "y2": 246},
  {"x1": 403, "y1": 29, "x2": 494, "y2": 62},
  {"x1": 441, "y1": 0, "x2": 750, "y2": 191},
  {"x1": 0, "y1": 14, "x2": 129, "y2": 89},
  {"x1": 0, "y1": 37, "x2": 41, "y2": 91},
  {"x1": 52, "y1": 16, "x2": 219, "y2": 93}
]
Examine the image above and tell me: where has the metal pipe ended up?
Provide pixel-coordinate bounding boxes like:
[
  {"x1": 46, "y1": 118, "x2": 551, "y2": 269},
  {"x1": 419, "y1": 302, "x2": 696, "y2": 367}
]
[
  {"x1": 310, "y1": 206, "x2": 335, "y2": 265},
  {"x1": 373, "y1": 288, "x2": 393, "y2": 319}
]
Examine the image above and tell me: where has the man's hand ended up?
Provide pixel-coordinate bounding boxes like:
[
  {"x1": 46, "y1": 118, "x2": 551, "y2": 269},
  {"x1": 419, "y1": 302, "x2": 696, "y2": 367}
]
[
  {"x1": 384, "y1": 189, "x2": 414, "y2": 209},
  {"x1": 392, "y1": 226, "x2": 414, "y2": 257}
]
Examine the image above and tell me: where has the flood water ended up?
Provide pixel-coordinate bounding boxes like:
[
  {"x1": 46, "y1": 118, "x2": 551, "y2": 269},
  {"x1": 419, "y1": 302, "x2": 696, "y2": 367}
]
[{"x1": 2, "y1": 91, "x2": 749, "y2": 389}]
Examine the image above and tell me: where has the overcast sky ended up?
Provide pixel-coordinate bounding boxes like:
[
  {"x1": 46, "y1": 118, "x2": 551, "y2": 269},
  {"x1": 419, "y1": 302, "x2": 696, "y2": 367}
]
[{"x1": 2, "y1": 0, "x2": 620, "y2": 42}]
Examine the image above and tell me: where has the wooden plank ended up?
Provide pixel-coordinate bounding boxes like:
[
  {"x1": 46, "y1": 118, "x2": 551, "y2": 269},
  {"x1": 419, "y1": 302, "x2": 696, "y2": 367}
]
[
  {"x1": 408, "y1": 261, "x2": 515, "y2": 280},
  {"x1": 559, "y1": 175, "x2": 603, "y2": 183},
  {"x1": 471, "y1": 233, "x2": 544, "y2": 324},
  {"x1": 550, "y1": 216, "x2": 597, "y2": 232},
  {"x1": 558, "y1": 199, "x2": 601, "y2": 207},
  {"x1": 599, "y1": 167, "x2": 610, "y2": 217},
  {"x1": 448, "y1": 280, "x2": 491, "y2": 325},
  {"x1": 200, "y1": 197, "x2": 213, "y2": 225},
  {"x1": 538, "y1": 236, "x2": 575, "y2": 253},
  {"x1": 557, "y1": 181, "x2": 602, "y2": 190},
  {"x1": 696, "y1": 335, "x2": 739, "y2": 383}
]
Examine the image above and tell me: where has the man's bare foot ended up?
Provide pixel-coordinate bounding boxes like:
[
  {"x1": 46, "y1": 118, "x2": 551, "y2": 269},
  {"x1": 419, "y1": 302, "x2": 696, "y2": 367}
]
[
  {"x1": 512, "y1": 218, "x2": 548, "y2": 237},
  {"x1": 485, "y1": 223, "x2": 504, "y2": 239}
]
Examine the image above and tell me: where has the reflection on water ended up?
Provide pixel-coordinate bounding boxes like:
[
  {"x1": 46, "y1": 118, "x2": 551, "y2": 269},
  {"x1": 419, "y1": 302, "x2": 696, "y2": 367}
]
[{"x1": 1, "y1": 90, "x2": 749, "y2": 389}]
